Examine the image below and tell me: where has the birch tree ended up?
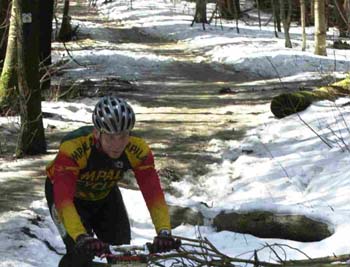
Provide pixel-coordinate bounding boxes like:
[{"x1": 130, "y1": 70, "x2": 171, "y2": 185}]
[
  {"x1": 314, "y1": 0, "x2": 327, "y2": 55},
  {"x1": 0, "y1": 0, "x2": 17, "y2": 110}
]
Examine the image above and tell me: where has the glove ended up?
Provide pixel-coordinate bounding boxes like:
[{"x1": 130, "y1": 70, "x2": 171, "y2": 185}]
[
  {"x1": 75, "y1": 234, "x2": 108, "y2": 257},
  {"x1": 151, "y1": 229, "x2": 180, "y2": 253}
]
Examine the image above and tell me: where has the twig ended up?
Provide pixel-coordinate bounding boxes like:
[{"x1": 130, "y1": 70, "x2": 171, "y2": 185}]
[
  {"x1": 62, "y1": 41, "x2": 88, "y2": 67},
  {"x1": 296, "y1": 113, "x2": 333, "y2": 149}
]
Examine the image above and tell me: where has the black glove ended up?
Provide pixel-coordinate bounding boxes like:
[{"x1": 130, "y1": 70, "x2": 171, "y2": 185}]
[
  {"x1": 151, "y1": 230, "x2": 180, "y2": 253},
  {"x1": 75, "y1": 234, "x2": 108, "y2": 257}
]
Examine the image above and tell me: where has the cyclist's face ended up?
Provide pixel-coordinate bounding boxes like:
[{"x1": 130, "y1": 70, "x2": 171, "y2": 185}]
[{"x1": 95, "y1": 130, "x2": 130, "y2": 159}]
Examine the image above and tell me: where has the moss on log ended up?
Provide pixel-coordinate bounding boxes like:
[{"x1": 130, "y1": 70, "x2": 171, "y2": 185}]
[
  {"x1": 213, "y1": 210, "x2": 333, "y2": 242},
  {"x1": 270, "y1": 77, "x2": 350, "y2": 118}
]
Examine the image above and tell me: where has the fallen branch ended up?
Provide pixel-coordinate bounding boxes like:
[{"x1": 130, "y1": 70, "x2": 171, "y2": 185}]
[{"x1": 146, "y1": 235, "x2": 350, "y2": 267}]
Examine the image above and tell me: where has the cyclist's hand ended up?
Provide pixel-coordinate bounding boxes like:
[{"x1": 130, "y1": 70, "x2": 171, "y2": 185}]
[
  {"x1": 152, "y1": 230, "x2": 180, "y2": 253},
  {"x1": 75, "y1": 234, "x2": 108, "y2": 256}
]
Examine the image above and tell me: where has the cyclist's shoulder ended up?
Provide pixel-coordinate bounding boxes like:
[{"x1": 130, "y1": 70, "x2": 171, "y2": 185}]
[
  {"x1": 126, "y1": 133, "x2": 151, "y2": 164},
  {"x1": 58, "y1": 126, "x2": 95, "y2": 160},
  {"x1": 61, "y1": 126, "x2": 94, "y2": 144},
  {"x1": 128, "y1": 133, "x2": 150, "y2": 148}
]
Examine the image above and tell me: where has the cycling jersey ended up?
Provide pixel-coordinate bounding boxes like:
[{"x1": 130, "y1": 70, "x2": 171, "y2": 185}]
[{"x1": 46, "y1": 126, "x2": 171, "y2": 241}]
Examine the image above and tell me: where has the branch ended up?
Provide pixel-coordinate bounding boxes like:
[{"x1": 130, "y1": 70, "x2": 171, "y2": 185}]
[{"x1": 146, "y1": 236, "x2": 350, "y2": 267}]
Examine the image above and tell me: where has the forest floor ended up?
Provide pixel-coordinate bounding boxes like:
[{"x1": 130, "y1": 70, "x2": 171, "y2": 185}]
[{"x1": 0, "y1": 0, "x2": 330, "y2": 212}]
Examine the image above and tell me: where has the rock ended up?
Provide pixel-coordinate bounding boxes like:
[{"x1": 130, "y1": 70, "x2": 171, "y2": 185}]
[
  {"x1": 46, "y1": 124, "x2": 57, "y2": 132},
  {"x1": 333, "y1": 40, "x2": 350, "y2": 50},
  {"x1": 219, "y1": 87, "x2": 234, "y2": 94},
  {"x1": 169, "y1": 205, "x2": 204, "y2": 228},
  {"x1": 213, "y1": 210, "x2": 333, "y2": 242},
  {"x1": 158, "y1": 167, "x2": 181, "y2": 182},
  {"x1": 270, "y1": 92, "x2": 313, "y2": 119}
]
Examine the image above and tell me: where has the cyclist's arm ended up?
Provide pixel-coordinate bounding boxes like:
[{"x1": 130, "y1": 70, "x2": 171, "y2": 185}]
[
  {"x1": 133, "y1": 150, "x2": 171, "y2": 233},
  {"x1": 47, "y1": 152, "x2": 87, "y2": 241}
]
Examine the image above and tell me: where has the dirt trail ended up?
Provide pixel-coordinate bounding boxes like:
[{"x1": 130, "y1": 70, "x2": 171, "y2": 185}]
[
  {"x1": 57, "y1": 1, "x2": 268, "y2": 178},
  {"x1": 0, "y1": 0, "x2": 322, "y2": 212}
]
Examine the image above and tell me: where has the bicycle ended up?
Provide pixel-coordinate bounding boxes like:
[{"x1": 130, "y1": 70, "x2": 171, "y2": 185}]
[{"x1": 92, "y1": 239, "x2": 182, "y2": 267}]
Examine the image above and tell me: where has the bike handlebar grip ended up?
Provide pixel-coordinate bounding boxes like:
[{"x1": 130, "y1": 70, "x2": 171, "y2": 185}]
[
  {"x1": 103, "y1": 244, "x2": 111, "y2": 253},
  {"x1": 174, "y1": 238, "x2": 181, "y2": 249},
  {"x1": 146, "y1": 242, "x2": 155, "y2": 253},
  {"x1": 146, "y1": 238, "x2": 182, "y2": 254}
]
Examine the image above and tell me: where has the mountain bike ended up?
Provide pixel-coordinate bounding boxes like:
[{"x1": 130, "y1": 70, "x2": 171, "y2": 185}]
[{"x1": 92, "y1": 240, "x2": 181, "y2": 267}]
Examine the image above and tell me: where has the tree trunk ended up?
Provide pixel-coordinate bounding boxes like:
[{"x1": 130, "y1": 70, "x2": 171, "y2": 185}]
[
  {"x1": 300, "y1": 0, "x2": 307, "y2": 50},
  {"x1": 57, "y1": 0, "x2": 72, "y2": 42},
  {"x1": 344, "y1": 0, "x2": 350, "y2": 31},
  {"x1": 334, "y1": 0, "x2": 348, "y2": 37},
  {"x1": 0, "y1": 0, "x2": 10, "y2": 64},
  {"x1": 15, "y1": 0, "x2": 46, "y2": 156},
  {"x1": 256, "y1": 0, "x2": 262, "y2": 29},
  {"x1": 39, "y1": 0, "x2": 54, "y2": 91},
  {"x1": 0, "y1": 0, "x2": 17, "y2": 111},
  {"x1": 193, "y1": 0, "x2": 208, "y2": 23},
  {"x1": 311, "y1": 0, "x2": 315, "y2": 19},
  {"x1": 280, "y1": 0, "x2": 293, "y2": 47},
  {"x1": 234, "y1": 0, "x2": 241, "y2": 15},
  {"x1": 230, "y1": 0, "x2": 241, "y2": 19},
  {"x1": 314, "y1": 0, "x2": 327, "y2": 55},
  {"x1": 272, "y1": 0, "x2": 282, "y2": 33},
  {"x1": 219, "y1": 0, "x2": 240, "y2": 19}
]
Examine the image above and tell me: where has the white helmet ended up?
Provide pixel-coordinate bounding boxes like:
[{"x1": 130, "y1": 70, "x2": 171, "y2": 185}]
[{"x1": 92, "y1": 96, "x2": 135, "y2": 134}]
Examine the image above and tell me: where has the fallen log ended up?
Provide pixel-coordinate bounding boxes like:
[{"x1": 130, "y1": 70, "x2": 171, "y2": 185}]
[
  {"x1": 213, "y1": 210, "x2": 333, "y2": 242},
  {"x1": 270, "y1": 78, "x2": 350, "y2": 118}
]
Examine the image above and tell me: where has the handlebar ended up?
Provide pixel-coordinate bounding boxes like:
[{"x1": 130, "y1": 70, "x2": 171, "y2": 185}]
[
  {"x1": 108, "y1": 239, "x2": 182, "y2": 255},
  {"x1": 108, "y1": 244, "x2": 148, "y2": 255},
  {"x1": 104, "y1": 239, "x2": 181, "y2": 263}
]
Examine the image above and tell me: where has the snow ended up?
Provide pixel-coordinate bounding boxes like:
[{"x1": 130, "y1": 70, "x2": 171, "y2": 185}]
[{"x1": 1, "y1": 0, "x2": 350, "y2": 266}]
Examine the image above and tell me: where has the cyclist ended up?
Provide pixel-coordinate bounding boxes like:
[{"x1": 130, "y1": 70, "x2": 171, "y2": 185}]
[{"x1": 45, "y1": 96, "x2": 176, "y2": 267}]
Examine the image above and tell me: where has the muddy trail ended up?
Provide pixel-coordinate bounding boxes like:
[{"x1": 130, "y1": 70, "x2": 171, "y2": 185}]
[{"x1": 0, "y1": 0, "x2": 329, "y2": 213}]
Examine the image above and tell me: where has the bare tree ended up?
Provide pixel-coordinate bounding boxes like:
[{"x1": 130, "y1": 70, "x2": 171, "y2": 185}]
[
  {"x1": 192, "y1": 0, "x2": 208, "y2": 26},
  {"x1": 279, "y1": 0, "x2": 293, "y2": 47},
  {"x1": 334, "y1": 0, "x2": 349, "y2": 37},
  {"x1": 218, "y1": 0, "x2": 240, "y2": 19},
  {"x1": 58, "y1": 0, "x2": 73, "y2": 41},
  {"x1": 15, "y1": 0, "x2": 46, "y2": 156},
  {"x1": 300, "y1": 0, "x2": 307, "y2": 50},
  {"x1": 39, "y1": 0, "x2": 54, "y2": 91},
  {"x1": 314, "y1": 0, "x2": 327, "y2": 55},
  {"x1": 271, "y1": 0, "x2": 282, "y2": 37},
  {"x1": 0, "y1": 0, "x2": 10, "y2": 64}
]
